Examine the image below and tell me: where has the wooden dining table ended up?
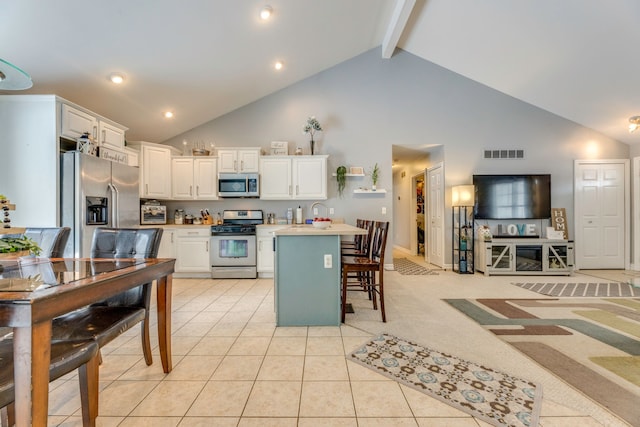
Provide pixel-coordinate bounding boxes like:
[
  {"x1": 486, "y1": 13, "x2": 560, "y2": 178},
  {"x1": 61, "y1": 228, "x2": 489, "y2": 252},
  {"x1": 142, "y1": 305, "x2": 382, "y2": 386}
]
[{"x1": 0, "y1": 257, "x2": 176, "y2": 427}]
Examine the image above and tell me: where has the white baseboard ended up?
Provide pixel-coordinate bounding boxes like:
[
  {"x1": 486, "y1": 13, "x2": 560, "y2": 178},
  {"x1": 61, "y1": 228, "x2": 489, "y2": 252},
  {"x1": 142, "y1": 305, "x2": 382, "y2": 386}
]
[{"x1": 393, "y1": 244, "x2": 413, "y2": 255}]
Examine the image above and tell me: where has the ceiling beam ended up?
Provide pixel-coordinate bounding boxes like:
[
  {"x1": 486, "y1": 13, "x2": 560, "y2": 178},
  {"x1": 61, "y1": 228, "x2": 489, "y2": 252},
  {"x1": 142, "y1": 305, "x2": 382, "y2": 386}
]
[{"x1": 382, "y1": 0, "x2": 416, "y2": 59}]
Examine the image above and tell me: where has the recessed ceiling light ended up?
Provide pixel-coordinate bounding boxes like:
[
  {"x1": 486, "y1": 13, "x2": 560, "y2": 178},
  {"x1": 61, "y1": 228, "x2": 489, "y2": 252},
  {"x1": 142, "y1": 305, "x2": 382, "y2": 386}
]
[
  {"x1": 274, "y1": 61, "x2": 283, "y2": 71},
  {"x1": 260, "y1": 5, "x2": 273, "y2": 20},
  {"x1": 163, "y1": 111, "x2": 174, "y2": 119},
  {"x1": 109, "y1": 73, "x2": 124, "y2": 84}
]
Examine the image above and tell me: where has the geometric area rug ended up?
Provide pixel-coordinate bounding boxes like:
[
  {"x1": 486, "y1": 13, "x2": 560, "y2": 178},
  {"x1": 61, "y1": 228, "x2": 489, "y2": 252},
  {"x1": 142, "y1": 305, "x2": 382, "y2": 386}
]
[
  {"x1": 512, "y1": 281, "x2": 640, "y2": 297},
  {"x1": 445, "y1": 298, "x2": 640, "y2": 426},
  {"x1": 349, "y1": 333, "x2": 543, "y2": 427},
  {"x1": 393, "y1": 258, "x2": 440, "y2": 275}
]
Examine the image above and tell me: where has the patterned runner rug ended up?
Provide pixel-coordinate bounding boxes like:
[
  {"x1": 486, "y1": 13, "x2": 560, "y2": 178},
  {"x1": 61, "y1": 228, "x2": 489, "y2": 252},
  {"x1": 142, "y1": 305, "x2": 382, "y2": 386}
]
[
  {"x1": 350, "y1": 333, "x2": 543, "y2": 427},
  {"x1": 512, "y1": 281, "x2": 640, "y2": 297},
  {"x1": 393, "y1": 258, "x2": 439, "y2": 275}
]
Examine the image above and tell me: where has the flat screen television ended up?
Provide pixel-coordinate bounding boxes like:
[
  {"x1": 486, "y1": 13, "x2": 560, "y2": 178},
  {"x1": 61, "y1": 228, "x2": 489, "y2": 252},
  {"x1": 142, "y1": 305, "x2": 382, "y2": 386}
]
[{"x1": 473, "y1": 174, "x2": 551, "y2": 219}]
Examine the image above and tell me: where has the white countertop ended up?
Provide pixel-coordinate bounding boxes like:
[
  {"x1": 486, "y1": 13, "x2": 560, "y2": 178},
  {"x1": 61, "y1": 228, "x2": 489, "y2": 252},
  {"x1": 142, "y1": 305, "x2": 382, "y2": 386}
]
[{"x1": 274, "y1": 223, "x2": 366, "y2": 236}]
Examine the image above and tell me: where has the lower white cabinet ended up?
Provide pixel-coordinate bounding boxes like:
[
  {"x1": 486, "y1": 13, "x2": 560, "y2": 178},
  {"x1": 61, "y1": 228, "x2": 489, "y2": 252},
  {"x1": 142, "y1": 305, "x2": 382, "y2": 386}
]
[
  {"x1": 476, "y1": 238, "x2": 574, "y2": 276},
  {"x1": 257, "y1": 225, "x2": 286, "y2": 277},
  {"x1": 155, "y1": 227, "x2": 211, "y2": 277},
  {"x1": 157, "y1": 228, "x2": 176, "y2": 259},
  {"x1": 175, "y1": 228, "x2": 211, "y2": 273}
]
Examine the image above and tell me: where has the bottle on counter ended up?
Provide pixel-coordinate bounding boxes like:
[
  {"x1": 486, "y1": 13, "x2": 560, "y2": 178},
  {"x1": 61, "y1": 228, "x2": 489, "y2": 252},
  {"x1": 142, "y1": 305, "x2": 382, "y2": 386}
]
[
  {"x1": 286, "y1": 208, "x2": 293, "y2": 224},
  {"x1": 216, "y1": 212, "x2": 222, "y2": 225}
]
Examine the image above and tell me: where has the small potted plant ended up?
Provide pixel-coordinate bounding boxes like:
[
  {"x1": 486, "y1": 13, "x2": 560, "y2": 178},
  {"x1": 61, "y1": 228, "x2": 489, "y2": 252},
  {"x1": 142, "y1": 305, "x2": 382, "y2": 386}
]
[
  {"x1": 303, "y1": 116, "x2": 323, "y2": 155},
  {"x1": 0, "y1": 236, "x2": 41, "y2": 258},
  {"x1": 370, "y1": 163, "x2": 380, "y2": 191},
  {"x1": 336, "y1": 166, "x2": 347, "y2": 196}
]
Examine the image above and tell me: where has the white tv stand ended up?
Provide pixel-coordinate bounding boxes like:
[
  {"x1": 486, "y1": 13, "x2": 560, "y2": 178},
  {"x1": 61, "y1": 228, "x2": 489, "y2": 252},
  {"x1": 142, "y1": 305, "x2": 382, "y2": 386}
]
[{"x1": 475, "y1": 238, "x2": 574, "y2": 276}]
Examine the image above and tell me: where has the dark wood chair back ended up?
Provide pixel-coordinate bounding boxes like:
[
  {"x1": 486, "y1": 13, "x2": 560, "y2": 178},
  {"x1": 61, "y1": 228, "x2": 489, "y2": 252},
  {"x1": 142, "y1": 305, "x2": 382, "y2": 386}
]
[{"x1": 90, "y1": 227, "x2": 163, "y2": 308}]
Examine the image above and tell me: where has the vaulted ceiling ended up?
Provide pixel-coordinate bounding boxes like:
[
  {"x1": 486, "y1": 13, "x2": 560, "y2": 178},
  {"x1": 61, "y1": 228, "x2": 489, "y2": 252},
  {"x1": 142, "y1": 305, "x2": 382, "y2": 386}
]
[{"x1": 2, "y1": 0, "x2": 638, "y2": 146}]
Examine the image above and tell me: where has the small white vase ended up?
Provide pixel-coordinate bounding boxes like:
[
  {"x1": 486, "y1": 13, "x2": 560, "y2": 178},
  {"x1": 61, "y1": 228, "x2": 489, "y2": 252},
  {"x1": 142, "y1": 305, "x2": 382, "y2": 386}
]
[{"x1": 372, "y1": 184, "x2": 377, "y2": 191}]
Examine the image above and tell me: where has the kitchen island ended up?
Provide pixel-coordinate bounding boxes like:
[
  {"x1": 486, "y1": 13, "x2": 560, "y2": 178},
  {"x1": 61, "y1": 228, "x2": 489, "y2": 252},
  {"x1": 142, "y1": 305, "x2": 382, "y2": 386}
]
[{"x1": 274, "y1": 223, "x2": 366, "y2": 326}]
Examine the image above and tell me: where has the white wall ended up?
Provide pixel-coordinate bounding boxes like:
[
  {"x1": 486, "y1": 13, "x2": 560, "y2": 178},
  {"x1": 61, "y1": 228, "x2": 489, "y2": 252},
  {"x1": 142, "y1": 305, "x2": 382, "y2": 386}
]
[{"x1": 163, "y1": 48, "x2": 630, "y2": 264}]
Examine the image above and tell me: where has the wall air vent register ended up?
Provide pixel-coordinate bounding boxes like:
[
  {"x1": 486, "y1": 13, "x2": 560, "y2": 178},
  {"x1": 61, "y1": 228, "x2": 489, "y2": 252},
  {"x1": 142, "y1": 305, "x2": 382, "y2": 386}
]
[{"x1": 484, "y1": 149, "x2": 524, "y2": 159}]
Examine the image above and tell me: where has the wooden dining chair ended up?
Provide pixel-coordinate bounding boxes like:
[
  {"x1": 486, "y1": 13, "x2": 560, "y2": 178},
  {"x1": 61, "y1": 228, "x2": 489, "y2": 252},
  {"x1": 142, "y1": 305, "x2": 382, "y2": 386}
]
[
  {"x1": 24, "y1": 227, "x2": 70, "y2": 258},
  {"x1": 341, "y1": 221, "x2": 390, "y2": 323},
  {"x1": 0, "y1": 336, "x2": 99, "y2": 427},
  {"x1": 51, "y1": 227, "x2": 163, "y2": 366}
]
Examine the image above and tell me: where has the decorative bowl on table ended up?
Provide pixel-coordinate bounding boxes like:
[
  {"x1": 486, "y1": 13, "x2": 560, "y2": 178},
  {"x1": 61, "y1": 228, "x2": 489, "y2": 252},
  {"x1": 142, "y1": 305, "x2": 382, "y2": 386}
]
[{"x1": 312, "y1": 218, "x2": 331, "y2": 229}]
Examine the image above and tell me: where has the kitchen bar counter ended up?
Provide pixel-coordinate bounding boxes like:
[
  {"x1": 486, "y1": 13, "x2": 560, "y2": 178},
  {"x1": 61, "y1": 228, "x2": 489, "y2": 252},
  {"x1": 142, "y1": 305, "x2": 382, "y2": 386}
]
[
  {"x1": 274, "y1": 223, "x2": 366, "y2": 326},
  {"x1": 274, "y1": 223, "x2": 365, "y2": 236}
]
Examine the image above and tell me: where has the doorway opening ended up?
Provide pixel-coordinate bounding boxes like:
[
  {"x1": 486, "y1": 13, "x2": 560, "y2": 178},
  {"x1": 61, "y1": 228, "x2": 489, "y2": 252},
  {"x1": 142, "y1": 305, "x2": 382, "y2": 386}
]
[
  {"x1": 391, "y1": 144, "x2": 444, "y2": 267},
  {"x1": 414, "y1": 173, "x2": 425, "y2": 256}
]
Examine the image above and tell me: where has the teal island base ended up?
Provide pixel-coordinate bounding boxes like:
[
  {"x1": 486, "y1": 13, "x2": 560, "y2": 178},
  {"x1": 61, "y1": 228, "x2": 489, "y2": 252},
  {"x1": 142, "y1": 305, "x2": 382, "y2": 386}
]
[{"x1": 275, "y1": 234, "x2": 341, "y2": 326}]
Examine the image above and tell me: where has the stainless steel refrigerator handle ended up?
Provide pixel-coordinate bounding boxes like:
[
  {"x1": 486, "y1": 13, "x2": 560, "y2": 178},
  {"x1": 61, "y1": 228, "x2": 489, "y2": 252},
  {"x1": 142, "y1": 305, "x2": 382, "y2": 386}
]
[{"x1": 108, "y1": 183, "x2": 119, "y2": 228}]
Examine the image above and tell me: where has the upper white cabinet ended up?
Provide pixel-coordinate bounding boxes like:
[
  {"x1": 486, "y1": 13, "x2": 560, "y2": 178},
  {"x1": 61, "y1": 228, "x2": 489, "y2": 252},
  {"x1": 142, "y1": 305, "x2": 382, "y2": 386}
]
[
  {"x1": 260, "y1": 157, "x2": 292, "y2": 199},
  {"x1": 61, "y1": 104, "x2": 98, "y2": 140},
  {"x1": 98, "y1": 121, "x2": 126, "y2": 150},
  {"x1": 217, "y1": 148, "x2": 260, "y2": 173},
  {"x1": 260, "y1": 155, "x2": 327, "y2": 200},
  {"x1": 172, "y1": 157, "x2": 218, "y2": 200},
  {"x1": 61, "y1": 103, "x2": 126, "y2": 150},
  {"x1": 128, "y1": 141, "x2": 180, "y2": 199}
]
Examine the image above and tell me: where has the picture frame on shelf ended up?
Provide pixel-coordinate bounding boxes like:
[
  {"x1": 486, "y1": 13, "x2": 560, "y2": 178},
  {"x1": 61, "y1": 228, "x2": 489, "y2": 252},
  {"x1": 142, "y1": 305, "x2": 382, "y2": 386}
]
[
  {"x1": 349, "y1": 166, "x2": 364, "y2": 175},
  {"x1": 270, "y1": 141, "x2": 289, "y2": 155}
]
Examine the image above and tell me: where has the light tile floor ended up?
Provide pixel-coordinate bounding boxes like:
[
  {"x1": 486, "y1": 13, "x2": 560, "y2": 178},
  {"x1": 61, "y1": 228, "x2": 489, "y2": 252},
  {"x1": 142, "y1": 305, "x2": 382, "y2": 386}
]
[{"x1": 44, "y1": 252, "x2": 635, "y2": 426}]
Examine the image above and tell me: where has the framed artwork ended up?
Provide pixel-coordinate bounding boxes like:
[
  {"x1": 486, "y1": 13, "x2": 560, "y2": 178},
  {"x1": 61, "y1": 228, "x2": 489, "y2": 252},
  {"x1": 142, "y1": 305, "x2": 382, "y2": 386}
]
[{"x1": 350, "y1": 166, "x2": 364, "y2": 175}]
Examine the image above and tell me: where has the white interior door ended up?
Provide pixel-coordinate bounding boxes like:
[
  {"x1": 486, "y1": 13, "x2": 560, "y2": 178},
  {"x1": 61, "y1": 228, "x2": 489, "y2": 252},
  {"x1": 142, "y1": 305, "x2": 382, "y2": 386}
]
[
  {"x1": 574, "y1": 160, "x2": 628, "y2": 269},
  {"x1": 427, "y1": 163, "x2": 444, "y2": 267}
]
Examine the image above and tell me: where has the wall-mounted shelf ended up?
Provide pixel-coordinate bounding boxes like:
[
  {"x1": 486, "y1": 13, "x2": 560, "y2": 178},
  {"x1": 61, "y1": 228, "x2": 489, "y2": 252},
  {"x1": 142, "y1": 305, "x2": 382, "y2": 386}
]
[
  {"x1": 353, "y1": 188, "x2": 386, "y2": 193},
  {"x1": 331, "y1": 173, "x2": 365, "y2": 177}
]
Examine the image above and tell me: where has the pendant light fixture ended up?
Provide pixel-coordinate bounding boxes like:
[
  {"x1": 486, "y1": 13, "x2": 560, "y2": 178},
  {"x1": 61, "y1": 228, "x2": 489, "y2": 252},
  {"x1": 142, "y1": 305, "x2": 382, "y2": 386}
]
[{"x1": 0, "y1": 58, "x2": 33, "y2": 90}]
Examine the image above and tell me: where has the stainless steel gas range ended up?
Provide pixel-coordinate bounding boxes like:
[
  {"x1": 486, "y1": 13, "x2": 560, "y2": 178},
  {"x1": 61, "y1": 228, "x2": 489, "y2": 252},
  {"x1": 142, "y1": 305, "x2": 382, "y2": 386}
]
[{"x1": 210, "y1": 210, "x2": 263, "y2": 279}]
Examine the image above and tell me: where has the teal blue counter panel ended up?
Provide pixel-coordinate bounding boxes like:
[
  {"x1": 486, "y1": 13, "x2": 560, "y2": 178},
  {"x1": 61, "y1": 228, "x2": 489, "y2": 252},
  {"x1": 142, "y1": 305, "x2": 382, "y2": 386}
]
[{"x1": 275, "y1": 235, "x2": 341, "y2": 326}]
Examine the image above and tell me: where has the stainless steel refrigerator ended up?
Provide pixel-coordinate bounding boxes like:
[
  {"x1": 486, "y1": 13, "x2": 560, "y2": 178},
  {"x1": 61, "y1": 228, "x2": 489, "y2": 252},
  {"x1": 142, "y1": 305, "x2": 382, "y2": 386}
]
[{"x1": 61, "y1": 152, "x2": 140, "y2": 257}]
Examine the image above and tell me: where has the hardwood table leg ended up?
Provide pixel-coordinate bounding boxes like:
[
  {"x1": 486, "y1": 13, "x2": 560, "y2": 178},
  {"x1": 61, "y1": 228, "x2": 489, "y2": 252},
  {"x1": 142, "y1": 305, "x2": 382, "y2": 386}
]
[
  {"x1": 156, "y1": 274, "x2": 173, "y2": 373},
  {"x1": 13, "y1": 321, "x2": 52, "y2": 427}
]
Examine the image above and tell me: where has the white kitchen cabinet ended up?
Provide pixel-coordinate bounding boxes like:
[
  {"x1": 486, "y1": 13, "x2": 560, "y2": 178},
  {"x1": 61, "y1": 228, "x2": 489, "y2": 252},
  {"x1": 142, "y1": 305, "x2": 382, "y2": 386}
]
[
  {"x1": 128, "y1": 141, "x2": 180, "y2": 199},
  {"x1": 172, "y1": 157, "x2": 218, "y2": 200},
  {"x1": 257, "y1": 225, "x2": 286, "y2": 277},
  {"x1": 157, "y1": 228, "x2": 176, "y2": 258},
  {"x1": 260, "y1": 157, "x2": 292, "y2": 199},
  {"x1": 260, "y1": 155, "x2": 327, "y2": 200},
  {"x1": 217, "y1": 148, "x2": 260, "y2": 173},
  {"x1": 61, "y1": 103, "x2": 126, "y2": 150},
  {"x1": 124, "y1": 147, "x2": 139, "y2": 167},
  {"x1": 175, "y1": 228, "x2": 211, "y2": 274},
  {"x1": 98, "y1": 120, "x2": 126, "y2": 150},
  {"x1": 61, "y1": 103, "x2": 98, "y2": 140}
]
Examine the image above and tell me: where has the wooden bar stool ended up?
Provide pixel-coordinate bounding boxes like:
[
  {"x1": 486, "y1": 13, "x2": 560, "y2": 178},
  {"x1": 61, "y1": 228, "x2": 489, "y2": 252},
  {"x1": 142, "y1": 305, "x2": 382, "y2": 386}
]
[
  {"x1": 341, "y1": 221, "x2": 389, "y2": 323},
  {"x1": 341, "y1": 220, "x2": 374, "y2": 257}
]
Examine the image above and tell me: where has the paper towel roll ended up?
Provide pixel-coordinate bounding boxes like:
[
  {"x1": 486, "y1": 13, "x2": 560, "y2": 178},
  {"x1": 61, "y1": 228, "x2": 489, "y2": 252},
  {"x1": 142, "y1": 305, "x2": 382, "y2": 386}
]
[{"x1": 296, "y1": 206, "x2": 302, "y2": 224}]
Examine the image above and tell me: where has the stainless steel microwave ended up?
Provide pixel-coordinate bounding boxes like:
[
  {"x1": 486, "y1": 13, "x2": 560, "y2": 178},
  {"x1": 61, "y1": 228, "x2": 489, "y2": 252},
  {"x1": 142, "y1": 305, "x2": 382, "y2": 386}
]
[{"x1": 218, "y1": 173, "x2": 259, "y2": 198}]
